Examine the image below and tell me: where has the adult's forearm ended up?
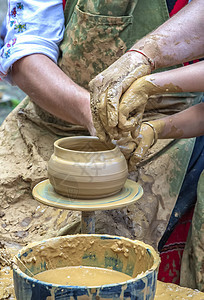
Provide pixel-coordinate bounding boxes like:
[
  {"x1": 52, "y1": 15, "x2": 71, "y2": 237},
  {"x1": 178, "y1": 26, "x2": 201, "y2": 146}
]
[
  {"x1": 133, "y1": 0, "x2": 204, "y2": 69},
  {"x1": 11, "y1": 54, "x2": 94, "y2": 134}
]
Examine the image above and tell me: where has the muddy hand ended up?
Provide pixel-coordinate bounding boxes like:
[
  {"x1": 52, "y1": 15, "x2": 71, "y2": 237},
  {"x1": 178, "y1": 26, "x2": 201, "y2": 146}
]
[
  {"x1": 128, "y1": 122, "x2": 155, "y2": 171},
  {"x1": 119, "y1": 74, "x2": 184, "y2": 136},
  {"x1": 128, "y1": 118, "x2": 167, "y2": 171},
  {"x1": 113, "y1": 131, "x2": 137, "y2": 160},
  {"x1": 89, "y1": 51, "x2": 152, "y2": 141}
]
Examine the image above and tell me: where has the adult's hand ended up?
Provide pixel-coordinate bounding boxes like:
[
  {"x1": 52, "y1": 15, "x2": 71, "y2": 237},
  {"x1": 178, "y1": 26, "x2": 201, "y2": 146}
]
[{"x1": 89, "y1": 51, "x2": 152, "y2": 141}]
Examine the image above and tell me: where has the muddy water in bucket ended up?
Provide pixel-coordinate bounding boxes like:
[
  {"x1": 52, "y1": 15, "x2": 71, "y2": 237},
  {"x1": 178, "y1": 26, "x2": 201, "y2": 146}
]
[
  {"x1": 35, "y1": 266, "x2": 132, "y2": 285},
  {"x1": 13, "y1": 234, "x2": 160, "y2": 300}
]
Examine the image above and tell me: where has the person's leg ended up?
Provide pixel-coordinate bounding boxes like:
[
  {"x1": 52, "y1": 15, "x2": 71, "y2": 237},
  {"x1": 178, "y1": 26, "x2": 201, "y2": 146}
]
[
  {"x1": 180, "y1": 169, "x2": 204, "y2": 291},
  {"x1": 158, "y1": 135, "x2": 204, "y2": 284},
  {"x1": 159, "y1": 135, "x2": 204, "y2": 250}
]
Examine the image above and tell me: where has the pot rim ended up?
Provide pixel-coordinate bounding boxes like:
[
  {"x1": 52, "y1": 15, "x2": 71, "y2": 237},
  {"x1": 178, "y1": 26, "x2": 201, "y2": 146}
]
[
  {"x1": 13, "y1": 234, "x2": 160, "y2": 289},
  {"x1": 54, "y1": 136, "x2": 117, "y2": 154}
]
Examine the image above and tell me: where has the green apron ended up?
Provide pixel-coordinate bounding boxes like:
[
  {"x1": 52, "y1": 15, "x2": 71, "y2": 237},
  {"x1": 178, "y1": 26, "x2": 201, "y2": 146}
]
[{"x1": 59, "y1": 0, "x2": 170, "y2": 88}]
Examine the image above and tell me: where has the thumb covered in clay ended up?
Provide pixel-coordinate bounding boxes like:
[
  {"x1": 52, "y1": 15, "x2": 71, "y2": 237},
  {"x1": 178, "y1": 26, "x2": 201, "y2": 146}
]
[
  {"x1": 128, "y1": 122, "x2": 155, "y2": 171},
  {"x1": 128, "y1": 119, "x2": 166, "y2": 171},
  {"x1": 89, "y1": 51, "x2": 152, "y2": 142},
  {"x1": 113, "y1": 131, "x2": 137, "y2": 160}
]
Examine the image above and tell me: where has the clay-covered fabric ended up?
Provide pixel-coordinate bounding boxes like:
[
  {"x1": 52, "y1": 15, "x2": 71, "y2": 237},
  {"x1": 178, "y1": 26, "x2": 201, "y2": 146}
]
[
  {"x1": 59, "y1": 0, "x2": 170, "y2": 89},
  {"x1": 0, "y1": 98, "x2": 88, "y2": 247}
]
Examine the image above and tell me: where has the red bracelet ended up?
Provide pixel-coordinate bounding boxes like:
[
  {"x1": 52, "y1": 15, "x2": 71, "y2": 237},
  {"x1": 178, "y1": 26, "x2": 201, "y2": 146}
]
[{"x1": 126, "y1": 49, "x2": 155, "y2": 70}]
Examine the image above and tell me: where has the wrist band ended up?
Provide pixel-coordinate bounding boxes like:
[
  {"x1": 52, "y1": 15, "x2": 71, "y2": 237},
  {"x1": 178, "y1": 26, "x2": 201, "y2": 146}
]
[
  {"x1": 126, "y1": 49, "x2": 155, "y2": 70},
  {"x1": 143, "y1": 121, "x2": 158, "y2": 147}
]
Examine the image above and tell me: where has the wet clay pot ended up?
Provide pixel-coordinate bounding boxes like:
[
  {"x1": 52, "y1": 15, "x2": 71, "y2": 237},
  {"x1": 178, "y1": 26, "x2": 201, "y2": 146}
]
[
  {"x1": 48, "y1": 136, "x2": 128, "y2": 199},
  {"x1": 13, "y1": 234, "x2": 160, "y2": 300}
]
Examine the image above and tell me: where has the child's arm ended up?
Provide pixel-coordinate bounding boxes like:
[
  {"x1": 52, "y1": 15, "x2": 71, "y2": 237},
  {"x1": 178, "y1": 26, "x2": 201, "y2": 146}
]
[
  {"x1": 128, "y1": 102, "x2": 204, "y2": 170},
  {"x1": 152, "y1": 102, "x2": 204, "y2": 140},
  {"x1": 118, "y1": 61, "x2": 204, "y2": 132},
  {"x1": 147, "y1": 60, "x2": 204, "y2": 93}
]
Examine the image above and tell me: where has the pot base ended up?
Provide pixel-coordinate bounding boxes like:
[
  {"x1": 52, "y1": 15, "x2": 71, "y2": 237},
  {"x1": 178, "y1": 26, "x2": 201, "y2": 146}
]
[{"x1": 49, "y1": 176, "x2": 125, "y2": 199}]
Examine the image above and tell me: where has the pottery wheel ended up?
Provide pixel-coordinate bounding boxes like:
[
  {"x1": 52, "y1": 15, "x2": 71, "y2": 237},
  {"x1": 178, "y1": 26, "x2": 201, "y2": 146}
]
[
  {"x1": 32, "y1": 179, "x2": 143, "y2": 233},
  {"x1": 33, "y1": 179, "x2": 143, "y2": 211}
]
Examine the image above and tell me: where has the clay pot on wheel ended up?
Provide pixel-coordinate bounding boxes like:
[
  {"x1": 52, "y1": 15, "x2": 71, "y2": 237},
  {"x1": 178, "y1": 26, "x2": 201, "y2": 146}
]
[{"x1": 48, "y1": 136, "x2": 128, "y2": 199}]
